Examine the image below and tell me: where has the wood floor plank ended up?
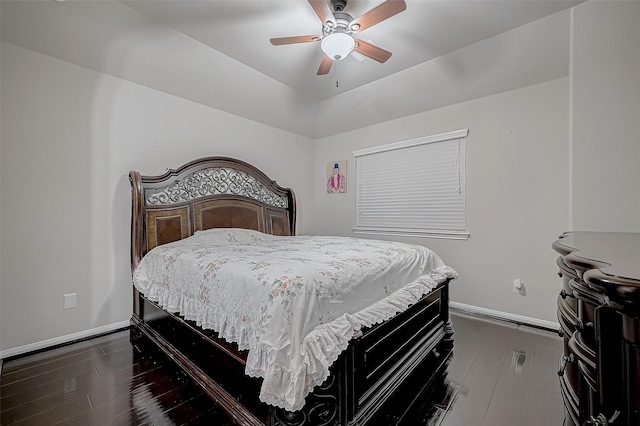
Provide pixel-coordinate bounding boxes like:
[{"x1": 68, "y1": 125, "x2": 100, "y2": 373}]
[
  {"x1": 1, "y1": 331, "x2": 129, "y2": 375},
  {"x1": 0, "y1": 346, "x2": 135, "y2": 401},
  {"x1": 183, "y1": 395, "x2": 237, "y2": 426},
  {"x1": 398, "y1": 375, "x2": 458, "y2": 426},
  {"x1": 0, "y1": 353, "x2": 168, "y2": 425},
  {"x1": 86, "y1": 364, "x2": 189, "y2": 409},
  {"x1": 519, "y1": 338, "x2": 562, "y2": 426},
  {"x1": 1, "y1": 343, "x2": 162, "y2": 413},
  {"x1": 440, "y1": 324, "x2": 517, "y2": 426},
  {"x1": 140, "y1": 389, "x2": 222, "y2": 426},
  {"x1": 534, "y1": 331, "x2": 562, "y2": 352},
  {"x1": 524, "y1": 388, "x2": 565, "y2": 426},
  {"x1": 1, "y1": 358, "x2": 98, "y2": 401},
  {"x1": 134, "y1": 385, "x2": 206, "y2": 426},
  {"x1": 528, "y1": 344, "x2": 562, "y2": 394},
  {"x1": 93, "y1": 350, "x2": 147, "y2": 377},
  {"x1": 439, "y1": 357, "x2": 501, "y2": 426},
  {"x1": 447, "y1": 331, "x2": 485, "y2": 385},
  {"x1": 0, "y1": 368, "x2": 96, "y2": 413},
  {"x1": 523, "y1": 343, "x2": 564, "y2": 426},
  {"x1": 99, "y1": 337, "x2": 137, "y2": 355},
  {"x1": 65, "y1": 370, "x2": 192, "y2": 425},
  {"x1": 1, "y1": 347, "x2": 106, "y2": 385},
  {"x1": 38, "y1": 365, "x2": 184, "y2": 425},
  {"x1": 2, "y1": 388, "x2": 93, "y2": 426},
  {"x1": 60, "y1": 349, "x2": 191, "y2": 424},
  {"x1": 481, "y1": 328, "x2": 537, "y2": 426},
  {"x1": 95, "y1": 381, "x2": 195, "y2": 425},
  {"x1": 449, "y1": 314, "x2": 475, "y2": 336}
]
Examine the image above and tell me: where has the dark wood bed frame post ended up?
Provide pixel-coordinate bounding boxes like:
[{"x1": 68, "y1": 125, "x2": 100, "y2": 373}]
[
  {"x1": 129, "y1": 170, "x2": 144, "y2": 273},
  {"x1": 129, "y1": 170, "x2": 144, "y2": 339}
]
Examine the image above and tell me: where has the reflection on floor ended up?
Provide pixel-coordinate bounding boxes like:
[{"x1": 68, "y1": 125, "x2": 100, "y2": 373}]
[
  {"x1": 0, "y1": 314, "x2": 563, "y2": 425},
  {"x1": 401, "y1": 314, "x2": 564, "y2": 426}
]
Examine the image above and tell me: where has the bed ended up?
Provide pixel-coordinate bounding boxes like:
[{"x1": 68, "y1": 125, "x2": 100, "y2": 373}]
[{"x1": 129, "y1": 156, "x2": 457, "y2": 426}]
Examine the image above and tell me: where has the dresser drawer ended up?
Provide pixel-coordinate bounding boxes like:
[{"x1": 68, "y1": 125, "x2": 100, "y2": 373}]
[
  {"x1": 570, "y1": 279, "x2": 606, "y2": 350},
  {"x1": 354, "y1": 286, "x2": 447, "y2": 410},
  {"x1": 557, "y1": 256, "x2": 578, "y2": 312}
]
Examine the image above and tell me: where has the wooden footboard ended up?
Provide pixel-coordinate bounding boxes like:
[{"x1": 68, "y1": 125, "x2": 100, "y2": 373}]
[{"x1": 131, "y1": 280, "x2": 453, "y2": 426}]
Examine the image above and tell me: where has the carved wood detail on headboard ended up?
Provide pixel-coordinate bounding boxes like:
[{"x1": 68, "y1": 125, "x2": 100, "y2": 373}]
[{"x1": 129, "y1": 157, "x2": 296, "y2": 272}]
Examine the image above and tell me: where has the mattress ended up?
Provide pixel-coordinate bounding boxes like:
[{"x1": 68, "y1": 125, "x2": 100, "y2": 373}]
[{"x1": 132, "y1": 228, "x2": 457, "y2": 411}]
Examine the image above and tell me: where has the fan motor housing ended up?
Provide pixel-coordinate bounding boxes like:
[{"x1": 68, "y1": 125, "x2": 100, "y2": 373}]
[{"x1": 323, "y1": 12, "x2": 354, "y2": 36}]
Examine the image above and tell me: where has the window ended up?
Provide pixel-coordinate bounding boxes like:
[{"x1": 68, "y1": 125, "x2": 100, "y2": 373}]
[{"x1": 354, "y1": 129, "x2": 469, "y2": 240}]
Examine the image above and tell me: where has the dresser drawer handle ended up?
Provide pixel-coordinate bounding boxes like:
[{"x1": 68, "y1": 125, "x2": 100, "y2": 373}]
[
  {"x1": 584, "y1": 414, "x2": 608, "y2": 426},
  {"x1": 584, "y1": 410, "x2": 620, "y2": 425},
  {"x1": 560, "y1": 289, "x2": 574, "y2": 299},
  {"x1": 558, "y1": 353, "x2": 574, "y2": 377},
  {"x1": 575, "y1": 318, "x2": 594, "y2": 331}
]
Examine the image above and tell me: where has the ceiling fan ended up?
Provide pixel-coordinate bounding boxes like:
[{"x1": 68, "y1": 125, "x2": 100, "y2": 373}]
[{"x1": 270, "y1": 0, "x2": 407, "y2": 75}]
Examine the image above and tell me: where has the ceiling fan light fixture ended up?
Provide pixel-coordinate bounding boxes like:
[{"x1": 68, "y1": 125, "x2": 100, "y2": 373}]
[{"x1": 321, "y1": 33, "x2": 355, "y2": 61}]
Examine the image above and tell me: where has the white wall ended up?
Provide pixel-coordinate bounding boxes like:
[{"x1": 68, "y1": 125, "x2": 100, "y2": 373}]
[
  {"x1": 570, "y1": 1, "x2": 640, "y2": 232},
  {"x1": 0, "y1": 43, "x2": 315, "y2": 354},
  {"x1": 315, "y1": 78, "x2": 570, "y2": 324},
  {"x1": 0, "y1": 1, "x2": 319, "y2": 139},
  {"x1": 316, "y1": 10, "x2": 571, "y2": 139}
]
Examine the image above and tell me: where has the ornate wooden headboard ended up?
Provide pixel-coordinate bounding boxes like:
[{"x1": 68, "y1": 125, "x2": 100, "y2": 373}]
[{"x1": 129, "y1": 156, "x2": 296, "y2": 271}]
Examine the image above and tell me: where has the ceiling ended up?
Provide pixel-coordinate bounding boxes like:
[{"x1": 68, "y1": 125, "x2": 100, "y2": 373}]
[
  {"x1": 0, "y1": 0, "x2": 582, "y2": 138},
  {"x1": 121, "y1": 0, "x2": 582, "y2": 101}
]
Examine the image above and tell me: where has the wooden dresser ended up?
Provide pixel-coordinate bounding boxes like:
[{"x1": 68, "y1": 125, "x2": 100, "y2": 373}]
[{"x1": 553, "y1": 232, "x2": 640, "y2": 426}]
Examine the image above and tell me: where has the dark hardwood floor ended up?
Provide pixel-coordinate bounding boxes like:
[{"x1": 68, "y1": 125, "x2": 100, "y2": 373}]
[{"x1": 0, "y1": 314, "x2": 564, "y2": 425}]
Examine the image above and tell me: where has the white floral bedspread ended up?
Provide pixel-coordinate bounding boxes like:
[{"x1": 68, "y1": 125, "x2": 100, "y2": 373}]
[{"x1": 132, "y1": 228, "x2": 457, "y2": 411}]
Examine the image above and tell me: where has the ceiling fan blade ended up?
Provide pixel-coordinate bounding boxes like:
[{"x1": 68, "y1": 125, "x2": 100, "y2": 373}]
[
  {"x1": 270, "y1": 35, "x2": 322, "y2": 46},
  {"x1": 308, "y1": 0, "x2": 336, "y2": 28},
  {"x1": 354, "y1": 39, "x2": 392, "y2": 63},
  {"x1": 349, "y1": 0, "x2": 406, "y2": 33},
  {"x1": 317, "y1": 54, "x2": 333, "y2": 75}
]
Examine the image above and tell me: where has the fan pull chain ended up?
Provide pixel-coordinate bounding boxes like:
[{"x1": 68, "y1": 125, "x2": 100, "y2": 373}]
[{"x1": 335, "y1": 59, "x2": 339, "y2": 88}]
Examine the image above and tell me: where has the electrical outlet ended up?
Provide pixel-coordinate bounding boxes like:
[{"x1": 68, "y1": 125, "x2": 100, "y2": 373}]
[
  {"x1": 513, "y1": 279, "x2": 523, "y2": 294},
  {"x1": 63, "y1": 293, "x2": 77, "y2": 310}
]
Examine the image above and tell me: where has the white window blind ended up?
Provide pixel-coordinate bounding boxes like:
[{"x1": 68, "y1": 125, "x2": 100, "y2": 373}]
[{"x1": 354, "y1": 129, "x2": 469, "y2": 240}]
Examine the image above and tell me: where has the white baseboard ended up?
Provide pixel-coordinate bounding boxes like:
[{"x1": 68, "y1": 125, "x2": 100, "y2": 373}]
[
  {"x1": 0, "y1": 320, "x2": 130, "y2": 360},
  {"x1": 450, "y1": 302, "x2": 559, "y2": 331}
]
